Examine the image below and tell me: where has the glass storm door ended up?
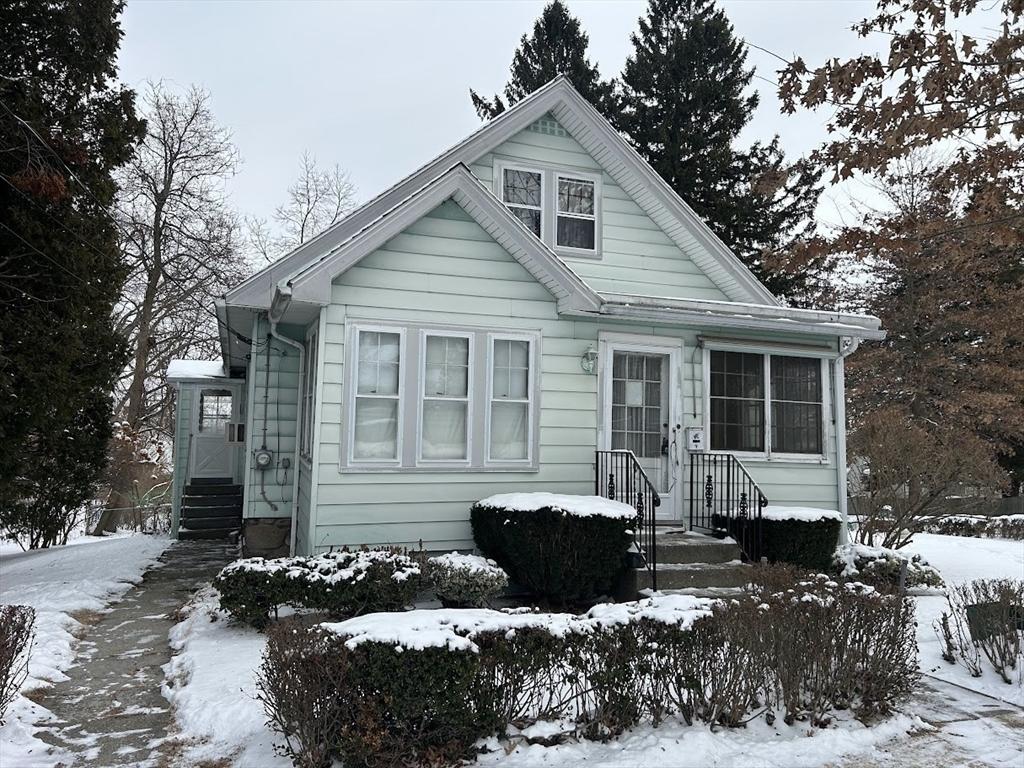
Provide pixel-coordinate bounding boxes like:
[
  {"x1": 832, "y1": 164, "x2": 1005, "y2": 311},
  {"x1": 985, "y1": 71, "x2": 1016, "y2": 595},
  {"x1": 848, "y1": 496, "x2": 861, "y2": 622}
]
[
  {"x1": 602, "y1": 345, "x2": 680, "y2": 519},
  {"x1": 190, "y1": 387, "x2": 237, "y2": 479}
]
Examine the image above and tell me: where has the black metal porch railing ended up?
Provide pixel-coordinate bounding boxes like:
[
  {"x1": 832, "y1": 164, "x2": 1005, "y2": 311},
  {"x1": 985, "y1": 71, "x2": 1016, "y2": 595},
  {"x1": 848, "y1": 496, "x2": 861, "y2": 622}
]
[
  {"x1": 688, "y1": 452, "x2": 767, "y2": 562},
  {"x1": 595, "y1": 449, "x2": 660, "y2": 591}
]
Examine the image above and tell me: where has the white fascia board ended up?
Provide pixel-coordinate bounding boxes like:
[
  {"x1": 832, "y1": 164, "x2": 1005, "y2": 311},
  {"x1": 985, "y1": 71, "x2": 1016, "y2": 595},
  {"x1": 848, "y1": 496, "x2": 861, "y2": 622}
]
[
  {"x1": 285, "y1": 165, "x2": 601, "y2": 312},
  {"x1": 227, "y1": 76, "x2": 777, "y2": 310},
  {"x1": 598, "y1": 292, "x2": 883, "y2": 336},
  {"x1": 588, "y1": 300, "x2": 885, "y2": 341}
]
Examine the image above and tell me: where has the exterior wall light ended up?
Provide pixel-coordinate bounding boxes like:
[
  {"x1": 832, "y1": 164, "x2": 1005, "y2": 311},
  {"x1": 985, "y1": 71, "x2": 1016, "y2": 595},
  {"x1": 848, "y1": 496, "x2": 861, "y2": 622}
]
[{"x1": 580, "y1": 345, "x2": 598, "y2": 374}]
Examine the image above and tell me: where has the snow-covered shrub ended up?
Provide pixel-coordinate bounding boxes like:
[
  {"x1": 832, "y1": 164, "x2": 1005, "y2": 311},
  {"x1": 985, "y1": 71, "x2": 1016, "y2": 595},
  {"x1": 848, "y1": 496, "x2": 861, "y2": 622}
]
[
  {"x1": 427, "y1": 552, "x2": 508, "y2": 608},
  {"x1": 714, "y1": 507, "x2": 842, "y2": 570},
  {"x1": 0, "y1": 605, "x2": 34, "y2": 724},
  {"x1": 471, "y1": 493, "x2": 636, "y2": 605},
  {"x1": 833, "y1": 543, "x2": 944, "y2": 591},
  {"x1": 922, "y1": 514, "x2": 1024, "y2": 540},
  {"x1": 213, "y1": 547, "x2": 423, "y2": 628},
  {"x1": 936, "y1": 579, "x2": 1024, "y2": 684}
]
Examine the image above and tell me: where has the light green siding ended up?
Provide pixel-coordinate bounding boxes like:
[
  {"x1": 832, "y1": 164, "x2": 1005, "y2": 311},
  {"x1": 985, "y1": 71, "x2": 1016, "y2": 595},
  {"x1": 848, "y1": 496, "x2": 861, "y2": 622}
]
[
  {"x1": 170, "y1": 384, "x2": 193, "y2": 536},
  {"x1": 470, "y1": 115, "x2": 733, "y2": 303},
  {"x1": 302, "y1": 201, "x2": 841, "y2": 554},
  {"x1": 245, "y1": 316, "x2": 303, "y2": 519}
]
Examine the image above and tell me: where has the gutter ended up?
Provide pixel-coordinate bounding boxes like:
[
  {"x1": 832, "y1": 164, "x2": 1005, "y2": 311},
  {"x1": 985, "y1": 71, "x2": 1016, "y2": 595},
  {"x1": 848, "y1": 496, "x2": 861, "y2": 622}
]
[{"x1": 268, "y1": 284, "x2": 304, "y2": 557}]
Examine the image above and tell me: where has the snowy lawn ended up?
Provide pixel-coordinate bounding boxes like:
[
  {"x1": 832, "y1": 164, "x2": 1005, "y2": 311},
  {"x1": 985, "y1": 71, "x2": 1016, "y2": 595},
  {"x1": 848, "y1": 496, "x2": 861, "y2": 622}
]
[
  {"x1": 0, "y1": 533, "x2": 171, "y2": 765},
  {"x1": 903, "y1": 533, "x2": 1024, "y2": 705}
]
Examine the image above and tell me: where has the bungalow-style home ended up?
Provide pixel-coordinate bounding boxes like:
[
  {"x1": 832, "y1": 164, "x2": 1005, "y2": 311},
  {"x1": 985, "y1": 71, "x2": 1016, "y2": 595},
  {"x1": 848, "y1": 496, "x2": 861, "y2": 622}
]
[{"x1": 167, "y1": 76, "x2": 883, "y2": 568}]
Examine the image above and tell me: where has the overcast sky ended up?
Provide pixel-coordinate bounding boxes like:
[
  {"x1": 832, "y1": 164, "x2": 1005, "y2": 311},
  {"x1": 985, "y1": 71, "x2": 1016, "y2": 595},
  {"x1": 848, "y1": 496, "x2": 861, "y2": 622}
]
[{"x1": 118, "y1": 1, "x2": 884, "y2": 229}]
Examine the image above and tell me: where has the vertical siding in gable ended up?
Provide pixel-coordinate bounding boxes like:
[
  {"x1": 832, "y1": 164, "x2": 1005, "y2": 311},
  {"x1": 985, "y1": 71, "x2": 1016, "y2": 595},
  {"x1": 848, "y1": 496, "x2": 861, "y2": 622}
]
[{"x1": 470, "y1": 115, "x2": 733, "y2": 303}]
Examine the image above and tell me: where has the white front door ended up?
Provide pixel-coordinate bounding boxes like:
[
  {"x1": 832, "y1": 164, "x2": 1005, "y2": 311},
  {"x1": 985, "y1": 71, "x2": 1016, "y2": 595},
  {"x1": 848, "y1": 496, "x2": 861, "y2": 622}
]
[
  {"x1": 599, "y1": 336, "x2": 683, "y2": 519},
  {"x1": 190, "y1": 386, "x2": 239, "y2": 479}
]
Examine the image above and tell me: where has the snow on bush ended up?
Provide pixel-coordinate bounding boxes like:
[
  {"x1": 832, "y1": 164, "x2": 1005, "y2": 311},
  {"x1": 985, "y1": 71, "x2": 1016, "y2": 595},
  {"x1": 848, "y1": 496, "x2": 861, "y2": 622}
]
[
  {"x1": 834, "y1": 543, "x2": 944, "y2": 592},
  {"x1": 935, "y1": 578, "x2": 1024, "y2": 684},
  {"x1": 258, "y1": 573, "x2": 918, "y2": 767},
  {"x1": 471, "y1": 495, "x2": 636, "y2": 604},
  {"x1": 427, "y1": 552, "x2": 508, "y2": 608},
  {"x1": 0, "y1": 605, "x2": 34, "y2": 724},
  {"x1": 213, "y1": 547, "x2": 423, "y2": 628},
  {"x1": 475, "y1": 493, "x2": 637, "y2": 519},
  {"x1": 921, "y1": 514, "x2": 1024, "y2": 540},
  {"x1": 759, "y1": 506, "x2": 843, "y2": 522}
]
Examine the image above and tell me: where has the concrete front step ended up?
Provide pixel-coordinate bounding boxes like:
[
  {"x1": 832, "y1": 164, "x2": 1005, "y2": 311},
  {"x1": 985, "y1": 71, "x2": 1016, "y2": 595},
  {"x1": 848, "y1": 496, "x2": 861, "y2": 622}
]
[
  {"x1": 179, "y1": 515, "x2": 242, "y2": 531},
  {"x1": 636, "y1": 560, "x2": 752, "y2": 591},
  {"x1": 655, "y1": 532, "x2": 741, "y2": 565},
  {"x1": 182, "y1": 505, "x2": 241, "y2": 520},
  {"x1": 179, "y1": 525, "x2": 239, "y2": 540}
]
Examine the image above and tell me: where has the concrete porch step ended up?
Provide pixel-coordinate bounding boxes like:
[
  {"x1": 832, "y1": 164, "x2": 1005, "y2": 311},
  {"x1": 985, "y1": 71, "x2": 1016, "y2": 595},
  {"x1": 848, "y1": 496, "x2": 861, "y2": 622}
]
[
  {"x1": 655, "y1": 531, "x2": 741, "y2": 565},
  {"x1": 178, "y1": 515, "x2": 241, "y2": 531},
  {"x1": 636, "y1": 560, "x2": 752, "y2": 591},
  {"x1": 179, "y1": 525, "x2": 239, "y2": 540}
]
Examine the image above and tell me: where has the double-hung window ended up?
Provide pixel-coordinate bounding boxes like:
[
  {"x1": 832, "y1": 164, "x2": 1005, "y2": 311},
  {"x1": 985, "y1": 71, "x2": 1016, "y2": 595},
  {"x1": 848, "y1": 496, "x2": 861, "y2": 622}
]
[
  {"x1": 344, "y1": 324, "x2": 538, "y2": 469},
  {"x1": 420, "y1": 333, "x2": 471, "y2": 461},
  {"x1": 556, "y1": 175, "x2": 596, "y2": 251},
  {"x1": 299, "y1": 329, "x2": 318, "y2": 459},
  {"x1": 495, "y1": 161, "x2": 601, "y2": 257},
  {"x1": 709, "y1": 350, "x2": 824, "y2": 458},
  {"x1": 501, "y1": 167, "x2": 543, "y2": 237},
  {"x1": 352, "y1": 329, "x2": 403, "y2": 462}
]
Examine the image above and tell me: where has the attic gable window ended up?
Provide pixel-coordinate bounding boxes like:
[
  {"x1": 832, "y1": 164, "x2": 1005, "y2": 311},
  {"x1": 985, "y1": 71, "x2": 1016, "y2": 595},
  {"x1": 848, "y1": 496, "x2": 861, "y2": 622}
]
[
  {"x1": 495, "y1": 160, "x2": 601, "y2": 257},
  {"x1": 502, "y1": 167, "x2": 543, "y2": 237},
  {"x1": 556, "y1": 175, "x2": 596, "y2": 251}
]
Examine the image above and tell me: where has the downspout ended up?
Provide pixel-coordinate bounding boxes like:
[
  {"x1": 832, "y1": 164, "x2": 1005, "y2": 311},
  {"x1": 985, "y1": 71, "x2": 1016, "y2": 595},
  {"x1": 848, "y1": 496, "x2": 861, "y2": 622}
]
[
  {"x1": 268, "y1": 284, "x2": 304, "y2": 557},
  {"x1": 834, "y1": 336, "x2": 861, "y2": 545}
]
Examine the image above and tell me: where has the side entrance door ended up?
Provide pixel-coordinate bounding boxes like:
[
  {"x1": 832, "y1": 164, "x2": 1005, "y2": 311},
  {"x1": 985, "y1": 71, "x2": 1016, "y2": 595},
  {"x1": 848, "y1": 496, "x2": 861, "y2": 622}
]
[
  {"x1": 599, "y1": 335, "x2": 683, "y2": 519},
  {"x1": 189, "y1": 385, "x2": 240, "y2": 480}
]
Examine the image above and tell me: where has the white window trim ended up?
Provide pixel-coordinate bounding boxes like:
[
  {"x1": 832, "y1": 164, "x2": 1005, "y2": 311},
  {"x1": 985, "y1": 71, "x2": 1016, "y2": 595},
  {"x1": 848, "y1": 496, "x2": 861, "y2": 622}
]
[
  {"x1": 346, "y1": 324, "x2": 407, "y2": 467},
  {"x1": 554, "y1": 172, "x2": 599, "y2": 256},
  {"x1": 493, "y1": 157, "x2": 603, "y2": 259},
  {"x1": 497, "y1": 161, "x2": 545, "y2": 242},
  {"x1": 299, "y1": 325, "x2": 318, "y2": 461},
  {"x1": 702, "y1": 346, "x2": 831, "y2": 464},
  {"x1": 417, "y1": 329, "x2": 473, "y2": 465},
  {"x1": 485, "y1": 332, "x2": 538, "y2": 466}
]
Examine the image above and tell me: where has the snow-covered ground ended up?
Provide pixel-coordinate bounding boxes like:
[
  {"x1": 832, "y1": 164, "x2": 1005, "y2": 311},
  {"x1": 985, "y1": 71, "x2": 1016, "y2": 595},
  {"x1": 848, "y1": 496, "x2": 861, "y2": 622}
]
[
  {"x1": 160, "y1": 532, "x2": 1023, "y2": 767},
  {"x1": 0, "y1": 534, "x2": 171, "y2": 765},
  {"x1": 904, "y1": 533, "x2": 1024, "y2": 705}
]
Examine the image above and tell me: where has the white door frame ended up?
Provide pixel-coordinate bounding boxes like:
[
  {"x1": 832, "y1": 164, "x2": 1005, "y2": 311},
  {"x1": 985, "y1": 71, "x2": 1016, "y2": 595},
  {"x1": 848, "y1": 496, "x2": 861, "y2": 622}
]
[
  {"x1": 188, "y1": 382, "x2": 242, "y2": 481},
  {"x1": 597, "y1": 332, "x2": 684, "y2": 520}
]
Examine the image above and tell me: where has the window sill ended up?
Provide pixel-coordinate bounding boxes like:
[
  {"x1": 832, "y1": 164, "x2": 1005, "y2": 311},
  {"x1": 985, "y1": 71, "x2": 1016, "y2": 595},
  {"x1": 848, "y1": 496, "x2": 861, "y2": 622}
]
[
  {"x1": 338, "y1": 464, "x2": 540, "y2": 474},
  {"x1": 704, "y1": 450, "x2": 831, "y2": 466},
  {"x1": 556, "y1": 246, "x2": 601, "y2": 260}
]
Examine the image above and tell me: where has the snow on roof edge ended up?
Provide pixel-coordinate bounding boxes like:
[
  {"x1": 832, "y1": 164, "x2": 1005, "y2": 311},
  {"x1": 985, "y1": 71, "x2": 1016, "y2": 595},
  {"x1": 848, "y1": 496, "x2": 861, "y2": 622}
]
[{"x1": 167, "y1": 359, "x2": 226, "y2": 381}]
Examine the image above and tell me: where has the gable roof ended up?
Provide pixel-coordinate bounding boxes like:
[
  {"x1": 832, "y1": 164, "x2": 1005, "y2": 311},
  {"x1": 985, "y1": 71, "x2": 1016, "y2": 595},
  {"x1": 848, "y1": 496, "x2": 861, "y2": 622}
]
[
  {"x1": 284, "y1": 164, "x2": 602, "y2": 313},
  {"x1": 226, "y1": 76, "x2": 779, "y2": 310}
]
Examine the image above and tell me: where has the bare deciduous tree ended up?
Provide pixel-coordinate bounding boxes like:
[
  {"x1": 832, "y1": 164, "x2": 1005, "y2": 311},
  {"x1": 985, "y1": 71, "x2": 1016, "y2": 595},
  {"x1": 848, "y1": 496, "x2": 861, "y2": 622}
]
[
  {"x1": 247, "y1": 150, "x2": 356, "y2": 263},
  {"x1": 96, "y1": 82, "x2": 247, "y2": 534}
]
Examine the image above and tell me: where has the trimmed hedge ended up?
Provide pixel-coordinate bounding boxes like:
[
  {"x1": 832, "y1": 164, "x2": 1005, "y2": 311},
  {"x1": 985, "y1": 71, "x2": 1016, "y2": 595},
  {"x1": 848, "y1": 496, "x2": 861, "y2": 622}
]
[
  {"x1": 714, "y1": 514, "x2": 841, "y2": 571},
  {"x1": 427, "y1": 552, "x2": 508, "y2": 608},
  {"x1": 471, "y1": 503, "x2": 634, "y2": 604},
  {"x1": 834, "y1": 543, "x2": 944, "y2": 591},
  {"x1": 258, "y1": 574, "x2": 919, "y2": 766},
  {"x1": 213, "y1": 548, "x2": 423, "y2": 628}
]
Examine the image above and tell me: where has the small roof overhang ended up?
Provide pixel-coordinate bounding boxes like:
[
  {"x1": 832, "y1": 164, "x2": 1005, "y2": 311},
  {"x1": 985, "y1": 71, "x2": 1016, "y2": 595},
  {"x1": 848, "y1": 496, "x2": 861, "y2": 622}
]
[
  {"x1": 580, "y1": 292, "x2": 886, "y2": 341},
  {"x1": 166, "y1": 359, "x2": 237, "y2": 385}
]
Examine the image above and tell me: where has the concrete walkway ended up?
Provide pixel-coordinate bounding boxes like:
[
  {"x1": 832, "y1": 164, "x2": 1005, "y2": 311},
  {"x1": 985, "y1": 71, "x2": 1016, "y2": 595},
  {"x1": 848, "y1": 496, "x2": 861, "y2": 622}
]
[{"x1": 30, "y1": 540, "x2": 233, "y2": 768}]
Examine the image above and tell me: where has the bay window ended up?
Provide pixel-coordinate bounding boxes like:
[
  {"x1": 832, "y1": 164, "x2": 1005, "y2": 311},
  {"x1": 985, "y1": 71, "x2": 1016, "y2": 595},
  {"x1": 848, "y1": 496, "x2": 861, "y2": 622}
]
[{"x1": 708, "y1": 349, "x2": 825, "y2": 457}]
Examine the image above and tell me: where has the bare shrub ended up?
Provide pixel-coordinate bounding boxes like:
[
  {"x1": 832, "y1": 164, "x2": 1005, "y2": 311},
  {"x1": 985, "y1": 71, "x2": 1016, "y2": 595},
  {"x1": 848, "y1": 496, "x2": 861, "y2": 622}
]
[
  {"x1": 0, "y1": 605, "x2": 35, "y2": 724},
  {"x1": 939, "y1": 579, "x2": 1024, "y2": 684},
  {"x1": 256, "y1": 619, "x2": 351, "y2": 768}
]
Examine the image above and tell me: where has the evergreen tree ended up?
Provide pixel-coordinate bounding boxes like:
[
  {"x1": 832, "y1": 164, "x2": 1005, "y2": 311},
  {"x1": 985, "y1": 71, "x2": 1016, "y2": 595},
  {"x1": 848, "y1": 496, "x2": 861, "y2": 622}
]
[
  {"x1": 618, "y1": 0, "x2": 823, "y2": 302},
  {"x1": 0, "y1": 0, "x2": 144, "y2": 547},
  {"x1": 471, "y1": 0, "x2": 615, "y2": 120}
]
